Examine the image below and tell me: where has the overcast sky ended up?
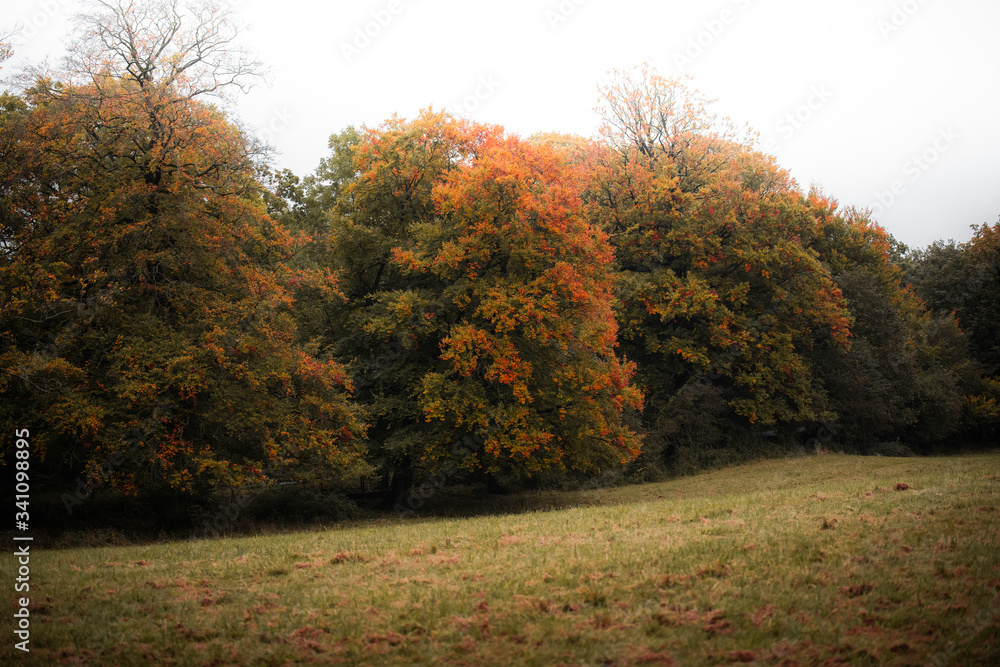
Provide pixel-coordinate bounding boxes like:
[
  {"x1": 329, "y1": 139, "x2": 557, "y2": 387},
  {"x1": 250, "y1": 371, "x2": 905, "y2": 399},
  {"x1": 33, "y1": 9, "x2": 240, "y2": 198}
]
[{"x1": 6, "y1": 0, "x2": 999, "y2": 249}]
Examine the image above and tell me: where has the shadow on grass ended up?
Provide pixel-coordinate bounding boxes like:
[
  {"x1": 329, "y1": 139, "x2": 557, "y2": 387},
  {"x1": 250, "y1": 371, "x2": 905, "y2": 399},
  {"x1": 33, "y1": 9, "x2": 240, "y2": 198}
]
[{"x1": 25, "y1": 442, "x2": 998, "y2": 549}]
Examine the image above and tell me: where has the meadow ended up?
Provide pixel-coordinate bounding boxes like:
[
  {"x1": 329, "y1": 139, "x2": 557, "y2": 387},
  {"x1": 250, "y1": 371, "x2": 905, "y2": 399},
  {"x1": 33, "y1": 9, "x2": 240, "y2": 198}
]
[{"x1": 4, "y1": 451, "x2": 999, "y2": 665}]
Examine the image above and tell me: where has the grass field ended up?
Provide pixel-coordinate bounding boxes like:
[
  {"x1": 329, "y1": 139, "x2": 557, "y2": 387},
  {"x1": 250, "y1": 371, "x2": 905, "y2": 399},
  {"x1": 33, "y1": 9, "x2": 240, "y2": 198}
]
[{"x1": 4, "y1": 452, "x2": 1000, "y2": 665}]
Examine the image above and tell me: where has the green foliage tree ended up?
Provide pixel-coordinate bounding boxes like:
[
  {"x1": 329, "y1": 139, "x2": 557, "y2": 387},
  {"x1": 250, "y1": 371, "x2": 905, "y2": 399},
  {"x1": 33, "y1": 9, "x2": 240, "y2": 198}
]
[
  {"x1": 906, "y1": 221, "x2": 1000, "y2": 376},
  {"x1": 806, "y1": 205, "x2": 975, "y2": 450},
  {"x1": 903, "y1": 219, "x2": 1000, "y2": 440},
  {"x1": 961, "y1": 221, "x2": 1000, "y2": 376}
]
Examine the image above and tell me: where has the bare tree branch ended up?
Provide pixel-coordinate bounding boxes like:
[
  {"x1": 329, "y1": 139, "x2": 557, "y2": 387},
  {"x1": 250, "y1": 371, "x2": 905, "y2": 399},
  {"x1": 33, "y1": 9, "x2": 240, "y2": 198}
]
[{"x1": 62, "y1": 0, "x2": 267, "y2": 102}]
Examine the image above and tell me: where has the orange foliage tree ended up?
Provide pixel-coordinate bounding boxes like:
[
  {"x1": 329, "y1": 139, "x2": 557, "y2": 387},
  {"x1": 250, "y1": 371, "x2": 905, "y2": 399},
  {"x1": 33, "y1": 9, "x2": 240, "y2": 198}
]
[{"x1": 315, "y1": 110, "x2": 642, "y2": 501}]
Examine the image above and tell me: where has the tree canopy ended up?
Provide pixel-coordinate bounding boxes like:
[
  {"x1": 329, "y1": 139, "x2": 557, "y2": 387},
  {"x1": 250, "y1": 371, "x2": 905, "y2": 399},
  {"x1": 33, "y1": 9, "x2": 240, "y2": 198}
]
[
  {"x1": 1, "y1": 14, "x2": 994, "y2": 529},
  {"x1": 0, "y1": 0, "x2": 366, "y2": 514},
  {"x1": 295, "y1": 111, "x2": 642, "y2": 503}
]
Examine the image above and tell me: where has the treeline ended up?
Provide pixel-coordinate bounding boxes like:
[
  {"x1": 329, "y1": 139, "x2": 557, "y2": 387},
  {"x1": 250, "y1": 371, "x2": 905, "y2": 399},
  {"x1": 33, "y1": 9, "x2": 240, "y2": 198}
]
[{"x1": 1, "y1": 4, "x2": 997, "y2": 533}]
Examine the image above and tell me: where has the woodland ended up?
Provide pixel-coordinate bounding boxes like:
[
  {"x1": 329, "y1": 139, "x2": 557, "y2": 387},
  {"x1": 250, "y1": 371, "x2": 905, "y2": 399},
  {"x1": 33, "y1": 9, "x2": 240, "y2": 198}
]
[{"x1": 1, "y1": 1, "x2": 997, "y2": 536}]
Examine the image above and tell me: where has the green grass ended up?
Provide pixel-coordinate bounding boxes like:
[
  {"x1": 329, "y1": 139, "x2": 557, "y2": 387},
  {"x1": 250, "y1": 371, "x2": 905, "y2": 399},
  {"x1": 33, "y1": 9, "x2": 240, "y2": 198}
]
[{"x1": 5, "y1": 452, "x2": 1000, "y2": 665}]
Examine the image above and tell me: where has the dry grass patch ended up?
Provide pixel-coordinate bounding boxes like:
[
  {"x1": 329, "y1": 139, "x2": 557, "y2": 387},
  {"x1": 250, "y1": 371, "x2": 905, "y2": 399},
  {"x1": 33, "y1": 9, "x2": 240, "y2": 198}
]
[{"x1": 2, "y1": 452, "x2": 999, "y2": 664}]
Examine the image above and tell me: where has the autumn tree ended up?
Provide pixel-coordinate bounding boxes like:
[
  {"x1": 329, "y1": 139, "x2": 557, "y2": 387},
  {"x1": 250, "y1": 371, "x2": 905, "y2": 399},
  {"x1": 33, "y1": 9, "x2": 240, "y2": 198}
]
[
  {"x1": 307, "y1": 110, "x2": 642, "y2": 504},
  {"x1": 801, "y1": 204, "x2": 975, "y2": 450},
  {"x1": 0, "y1": 0, "x2": 367, "y2": 518},
  {"x1": 584, "y1": 67, "x2": 853, "y2": 472}
]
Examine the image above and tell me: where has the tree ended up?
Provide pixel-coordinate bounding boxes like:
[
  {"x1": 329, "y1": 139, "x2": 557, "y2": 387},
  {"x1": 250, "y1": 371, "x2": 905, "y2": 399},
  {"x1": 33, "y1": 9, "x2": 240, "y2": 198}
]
[
  {"x1": 585, "y1": 61, "x2": 976, "y2": 461},
  {"x1": 903, "y1": 219, "x2": 1000, "y2": 442},
  {"x1": 401, "y1": 121, "x2": 642, "y2": 480},
  {"x1": 806, "y1": 205, "x2": 975, "y2": 449},
  {"x1": 960, "y1": 221, "x2": 1000, "y2": 376},
  {"x1": 586, "y1": 67, "x2": 852, "y2": 468},
  {"x1": 595, "y1": 64, "x2": 752, "y2": 192},
  {"x1": 0, "y1": 0, "x2": 366, "y2": 515},
  {"x1": 906, "y1": 221, "x2": 1000, "y2": 377},
  {"x1": 310, "y1": 110, "x2": 642, "y2": 504},
  {"x1": 60, "y1": 0, "x2": 264, "y2": 100}
]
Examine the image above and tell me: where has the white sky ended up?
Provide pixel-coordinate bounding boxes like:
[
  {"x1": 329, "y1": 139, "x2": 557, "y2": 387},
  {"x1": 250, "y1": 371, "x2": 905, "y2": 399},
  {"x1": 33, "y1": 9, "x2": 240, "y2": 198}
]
[{"x1": 5, "y1": 0, "x2": 1000, "y2": 249}]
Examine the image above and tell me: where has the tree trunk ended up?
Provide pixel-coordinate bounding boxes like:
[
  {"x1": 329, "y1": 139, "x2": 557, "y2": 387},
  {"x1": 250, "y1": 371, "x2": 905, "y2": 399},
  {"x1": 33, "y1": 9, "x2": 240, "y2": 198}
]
[{"x1": 380, "y1": 467, "x2": 414, "y2": 511}]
